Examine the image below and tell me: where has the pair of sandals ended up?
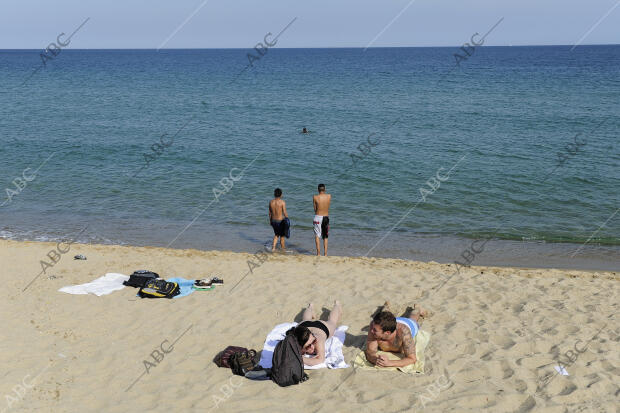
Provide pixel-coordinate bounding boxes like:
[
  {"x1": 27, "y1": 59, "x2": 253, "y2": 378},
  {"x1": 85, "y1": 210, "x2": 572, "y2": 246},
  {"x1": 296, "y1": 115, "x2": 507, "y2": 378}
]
[{"x1": 193, "y1": 276, "x2": 224, "y2": 290}]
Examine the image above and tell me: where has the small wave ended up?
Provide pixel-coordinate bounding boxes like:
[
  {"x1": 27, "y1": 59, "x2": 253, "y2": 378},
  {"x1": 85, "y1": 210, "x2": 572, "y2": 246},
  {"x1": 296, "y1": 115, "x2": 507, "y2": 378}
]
[{"x1": 0, "y1": 228, "x2": 116, "y2": 246}]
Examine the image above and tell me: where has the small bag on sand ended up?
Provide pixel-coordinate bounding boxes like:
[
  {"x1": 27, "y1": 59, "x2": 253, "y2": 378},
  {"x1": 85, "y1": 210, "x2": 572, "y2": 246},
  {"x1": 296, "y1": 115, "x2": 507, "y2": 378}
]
[
  {"x1": 215, "y1": 346, "x2": 253, "y2": 368},
  {"x1": 137, "y1": 279, "x2": 180, "y2": 299},
  {"x1": 123, "y1": 270, "x2": 160, "y2": 288},
  {"x1": 229, "y1": 350, "x2": 260, "y2": 376}
]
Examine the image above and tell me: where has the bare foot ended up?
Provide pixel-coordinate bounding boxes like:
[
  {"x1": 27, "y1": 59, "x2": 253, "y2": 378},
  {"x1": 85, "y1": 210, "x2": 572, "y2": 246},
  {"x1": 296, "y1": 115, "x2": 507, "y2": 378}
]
[
  {"x1": 409, "y1": 304, "x2": 429, "y2": 324},
  {"x1": 404, "y1": 306, "x2": 415, "y2": 318},
  {"x1": 307, "y1": 303, "x2": 316, "y2": 320},
  {"x1": 382, "y1": 301, "x2": 392, "y2": 314}
]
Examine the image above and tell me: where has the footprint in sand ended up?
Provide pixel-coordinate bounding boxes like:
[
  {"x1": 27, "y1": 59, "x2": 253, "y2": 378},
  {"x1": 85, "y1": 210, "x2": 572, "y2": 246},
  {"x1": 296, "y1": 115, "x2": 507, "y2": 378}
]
[
  {"x1": 512, "y1": 302, "x2": 526, "y2": 314},
  {"x1": 584, "y1": 373, "x2": 602, "y2": 389},
  {"x1": 478, "y1": 302, "x2": 490, "y2": 311},
  {"x1": 487, "y1": 292, "x2": 502, "y2": 304},
  {"x1": 491, "y1": 335, "x2": 516, "y2": 350},
  {"x1": 515, "y1": 395, "x2": 536, "y2": 412},
  {"x1": 514, "y1": 379, "x2": 528, "y2": 393},
  {"x1": 558, "y1": 382, "x2": 578, "y2": 396},
  {"x1": 462, "y1": 343, "x2": 476, "y2": 354},
  {"x1": 444, "y1": 320, "x2": 457, "y2": 331}
]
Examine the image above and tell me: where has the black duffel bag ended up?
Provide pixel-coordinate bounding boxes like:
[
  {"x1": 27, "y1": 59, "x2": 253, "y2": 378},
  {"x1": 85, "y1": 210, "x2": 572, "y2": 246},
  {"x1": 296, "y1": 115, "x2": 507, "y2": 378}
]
[{"x1": 123, "y1": 270, "x2": 160, "y2": 288}]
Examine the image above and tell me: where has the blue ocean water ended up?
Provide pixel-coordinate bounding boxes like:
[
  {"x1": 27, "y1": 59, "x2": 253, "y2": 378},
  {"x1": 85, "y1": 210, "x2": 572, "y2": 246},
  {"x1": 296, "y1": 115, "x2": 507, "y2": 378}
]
[{"x1": 0, "y1": 46, "x2": 618, "y2": 269}]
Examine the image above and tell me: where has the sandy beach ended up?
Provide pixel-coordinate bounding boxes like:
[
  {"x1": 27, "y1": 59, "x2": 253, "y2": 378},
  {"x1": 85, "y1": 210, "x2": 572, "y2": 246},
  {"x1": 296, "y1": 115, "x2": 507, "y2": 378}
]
[
  {"x1": 3, "y1": 2, "x2": 620, "y2": 412},
  {"x1": 0, "y1": 238, "x2": 617, "y2": 412}
]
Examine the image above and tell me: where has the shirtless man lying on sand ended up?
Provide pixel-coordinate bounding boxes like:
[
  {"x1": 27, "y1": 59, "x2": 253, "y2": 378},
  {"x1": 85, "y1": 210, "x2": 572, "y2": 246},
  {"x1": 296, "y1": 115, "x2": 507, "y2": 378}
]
[{"x1": 365, "y1": 302, "x2": 428, "y2": 368}]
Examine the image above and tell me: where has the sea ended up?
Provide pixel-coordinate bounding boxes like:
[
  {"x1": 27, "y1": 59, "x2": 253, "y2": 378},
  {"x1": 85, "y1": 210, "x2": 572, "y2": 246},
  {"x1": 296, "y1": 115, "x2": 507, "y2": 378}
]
[{"x1": 1, "y1": 46, "x2": 619, "y2": 271}]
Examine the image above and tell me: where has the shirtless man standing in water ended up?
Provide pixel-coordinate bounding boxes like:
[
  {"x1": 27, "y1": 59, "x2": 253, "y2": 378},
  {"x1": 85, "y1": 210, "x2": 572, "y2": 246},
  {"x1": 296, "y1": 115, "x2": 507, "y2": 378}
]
[
  {"x1": 269, "y1": 188, "x2": 288, "y2": 252},
  {"x1": 312, "y1": 184, "x2": 331, "y2": 256},
  {"x1": 365, "y1": 302, "x2": 428, "y2": 368}
]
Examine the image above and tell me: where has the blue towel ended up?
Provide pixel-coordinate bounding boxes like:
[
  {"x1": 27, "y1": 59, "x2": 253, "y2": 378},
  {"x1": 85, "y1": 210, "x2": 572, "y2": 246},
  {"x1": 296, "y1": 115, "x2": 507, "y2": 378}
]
[
  {"x1": 166, "y1": 277, "x2": 196, "y2": 298},
  {"x1": 283, "y1": 217, "x2": 291, "y2": 238}
]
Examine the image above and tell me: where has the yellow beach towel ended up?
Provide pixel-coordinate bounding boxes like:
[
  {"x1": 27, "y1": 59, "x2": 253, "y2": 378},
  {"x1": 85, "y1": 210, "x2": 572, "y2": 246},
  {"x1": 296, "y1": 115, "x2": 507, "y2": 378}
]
[{"x1": 352, "y1": 329, "x2": 430, "y2": 374}]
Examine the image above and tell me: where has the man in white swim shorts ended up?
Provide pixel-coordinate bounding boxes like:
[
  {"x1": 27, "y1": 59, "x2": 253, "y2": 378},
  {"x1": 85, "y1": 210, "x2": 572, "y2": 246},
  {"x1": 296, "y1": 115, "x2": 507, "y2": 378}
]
[{"x1": 312, "y1": 183, "x2": 331, "y2": 256}]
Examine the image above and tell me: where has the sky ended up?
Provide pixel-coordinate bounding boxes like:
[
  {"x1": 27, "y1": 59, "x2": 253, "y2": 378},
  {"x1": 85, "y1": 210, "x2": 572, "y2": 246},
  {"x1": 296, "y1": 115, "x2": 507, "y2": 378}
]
[{"x1": 0, "y1": 0, "x2": 618, "y2": 49}]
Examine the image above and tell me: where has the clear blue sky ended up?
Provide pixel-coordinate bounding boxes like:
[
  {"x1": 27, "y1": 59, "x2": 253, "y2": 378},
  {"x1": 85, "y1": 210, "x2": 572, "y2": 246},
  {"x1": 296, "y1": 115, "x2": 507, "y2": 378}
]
[{"x1": 1, "y1": 0, "x2": 618, "y2": 49}]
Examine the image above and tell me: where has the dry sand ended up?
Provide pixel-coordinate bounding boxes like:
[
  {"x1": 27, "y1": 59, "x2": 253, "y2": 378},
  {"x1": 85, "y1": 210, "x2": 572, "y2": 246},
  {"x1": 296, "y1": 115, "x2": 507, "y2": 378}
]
[{"x1": 0, "y1": 239, "x2": 618, "y2": 412}]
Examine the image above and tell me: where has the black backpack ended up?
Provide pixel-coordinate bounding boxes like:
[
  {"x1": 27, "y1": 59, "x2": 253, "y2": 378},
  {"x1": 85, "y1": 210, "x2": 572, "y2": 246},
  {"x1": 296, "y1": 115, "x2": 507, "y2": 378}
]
[
  {"x1": 137, "y1": 279, "x2": 180, "y2": 299},
  {"x1": 271, "y1": 328, "x2": 308, "y2": 387},
  {"x1": 123, "y1": 270, "x2": 160, "y2": 288}
]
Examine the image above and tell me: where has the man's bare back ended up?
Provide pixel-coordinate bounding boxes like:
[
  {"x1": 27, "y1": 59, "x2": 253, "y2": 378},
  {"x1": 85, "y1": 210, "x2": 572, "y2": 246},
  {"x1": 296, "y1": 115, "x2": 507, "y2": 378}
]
[
  {"x1": 269, "y1": 188, "x2": 288, "y2": 251},
  {"x1": 269, "y1": 198, "x2": 286, "y2": 221},
  {"x1": 313, "y1": 193, "x2": 331, "y2": 216}
]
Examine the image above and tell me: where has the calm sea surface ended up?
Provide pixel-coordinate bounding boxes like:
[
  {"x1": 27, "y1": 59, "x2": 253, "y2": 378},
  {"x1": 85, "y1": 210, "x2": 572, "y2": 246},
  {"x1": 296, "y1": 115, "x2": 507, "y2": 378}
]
[{"x1": 1, "y1": 47, "x2": 618, "y2": 270}]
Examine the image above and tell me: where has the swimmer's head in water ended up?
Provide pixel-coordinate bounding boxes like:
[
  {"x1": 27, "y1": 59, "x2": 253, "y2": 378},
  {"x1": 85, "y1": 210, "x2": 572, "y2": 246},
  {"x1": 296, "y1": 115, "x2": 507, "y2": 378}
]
[
  {"x1": 274, "y1": 188, "x2": 282, "y2": 197},
  {"x1": 302, "y1": 127, "x2": 308, "y2": 133},
  {"x1": 318, "y1": 183, "x2": 325, "y2": 193}
]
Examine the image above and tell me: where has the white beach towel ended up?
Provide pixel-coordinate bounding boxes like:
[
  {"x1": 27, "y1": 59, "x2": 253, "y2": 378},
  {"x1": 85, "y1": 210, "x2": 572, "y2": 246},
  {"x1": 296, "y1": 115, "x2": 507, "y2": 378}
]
[
  {"x1": 259, "y1": 322, "x2": 349, "y2": 369},
  {"x1": 59, "y1": 273, "x2": 129, "y2": 296}
]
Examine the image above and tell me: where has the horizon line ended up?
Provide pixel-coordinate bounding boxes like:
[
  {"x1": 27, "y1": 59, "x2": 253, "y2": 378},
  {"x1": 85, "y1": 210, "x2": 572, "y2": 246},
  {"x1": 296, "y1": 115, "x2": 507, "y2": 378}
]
[{"x1": 1, "y1": 43, "x2": 619, "y2": 51}]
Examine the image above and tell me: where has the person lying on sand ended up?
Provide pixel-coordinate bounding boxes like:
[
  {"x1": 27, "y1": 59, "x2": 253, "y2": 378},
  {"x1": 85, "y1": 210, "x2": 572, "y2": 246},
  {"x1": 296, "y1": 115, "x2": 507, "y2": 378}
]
[
  {"x1": 365, "y1": 301, "x2": 427, "y2": 368},
  {"x1": 292, "y1": 300, "x2": 342, "y2": 366}
]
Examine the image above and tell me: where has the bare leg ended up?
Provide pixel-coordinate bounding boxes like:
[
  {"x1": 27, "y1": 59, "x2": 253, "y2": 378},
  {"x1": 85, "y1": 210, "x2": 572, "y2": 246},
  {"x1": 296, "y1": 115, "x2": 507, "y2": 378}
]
[
  {"x1": 315, "y1": 236, "x2": 320, "y2": 256},
  {"x1": 272, "y1": 236, "x2": 278, "y2": 252},
  {"x1": 280, "y1": 237, "x2": 286, "y2": 251},
  {"x1": 323, "y1": 238, "x2": 328, "y2": 256},
  {"x1": 302, "y1": 303, "x2": 316, "y2": 321},
  {"x1": 324, "y1": 300, "x2": 342, "y2": 337}
]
